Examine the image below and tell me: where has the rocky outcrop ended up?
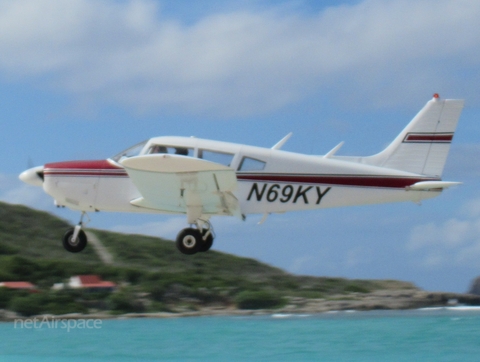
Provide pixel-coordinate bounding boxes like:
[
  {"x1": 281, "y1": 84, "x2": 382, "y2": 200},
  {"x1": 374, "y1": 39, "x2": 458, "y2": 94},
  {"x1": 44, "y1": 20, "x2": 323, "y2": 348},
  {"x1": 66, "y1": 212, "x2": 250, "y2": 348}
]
[
  {"x1": 276, "y1": 290, "x2": 480, "y2": 314},
  {"x1": 469, "y1": 277, "x2": 480, "y2": 295}
]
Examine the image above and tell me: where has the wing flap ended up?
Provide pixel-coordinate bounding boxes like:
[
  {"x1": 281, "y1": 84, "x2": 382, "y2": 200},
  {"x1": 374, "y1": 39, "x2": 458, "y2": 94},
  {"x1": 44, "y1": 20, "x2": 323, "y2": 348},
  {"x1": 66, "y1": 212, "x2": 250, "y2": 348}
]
[{"x1": 121, "y1": 154, "x2": 240, "y2": 218}]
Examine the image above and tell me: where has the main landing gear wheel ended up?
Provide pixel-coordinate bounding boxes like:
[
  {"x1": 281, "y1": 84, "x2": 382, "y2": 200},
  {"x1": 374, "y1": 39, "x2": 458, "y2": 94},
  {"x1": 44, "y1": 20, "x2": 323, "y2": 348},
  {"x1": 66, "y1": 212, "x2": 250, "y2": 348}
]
[
  {"x1": 176, "y1": 228, "x2": 202, "y2": 255},
  {"x1": 63, "y1": 228, "x2": 88, "y2": 253}
]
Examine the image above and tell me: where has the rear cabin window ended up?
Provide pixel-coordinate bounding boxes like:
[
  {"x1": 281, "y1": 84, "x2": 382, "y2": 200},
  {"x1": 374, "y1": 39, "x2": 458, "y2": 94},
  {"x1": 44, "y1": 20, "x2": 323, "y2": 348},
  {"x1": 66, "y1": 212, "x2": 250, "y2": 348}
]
[
  {"x1": 148, "y1": 145, "x2": 193, "y2": 157},
  {"x1": 238, "y1": 157, "x2": 266, "y2": 171},
  {"x1": 198, "y1": 150, "x2": 234, "y2": 167}
]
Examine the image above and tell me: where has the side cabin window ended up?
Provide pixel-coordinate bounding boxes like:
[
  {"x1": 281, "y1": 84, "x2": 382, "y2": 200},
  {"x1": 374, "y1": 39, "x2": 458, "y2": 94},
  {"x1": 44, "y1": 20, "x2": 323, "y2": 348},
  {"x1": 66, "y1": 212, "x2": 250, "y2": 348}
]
[
  {"x1": 238, "y1": 157, "x2": 266, "y2": 171},
  {"x1": 198, "y1": 149, "x2": 234, "y2": 167},
  {"x1": 148, "y1": 145, "x2": 193, "y2": 157}
]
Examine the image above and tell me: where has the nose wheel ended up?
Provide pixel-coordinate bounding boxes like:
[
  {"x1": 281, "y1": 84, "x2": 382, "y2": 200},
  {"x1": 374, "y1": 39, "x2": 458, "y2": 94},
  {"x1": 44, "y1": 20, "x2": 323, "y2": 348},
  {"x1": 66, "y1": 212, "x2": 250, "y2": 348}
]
[
  {"x1": 175, "y1": 221, "x2": 215, "y2": 255},
  {"x1": 62, "y1": 212, "x2": 89, "y2": 253},
  {"x1": 63, "y1": 228, "x2": 87, "y2": 253}
]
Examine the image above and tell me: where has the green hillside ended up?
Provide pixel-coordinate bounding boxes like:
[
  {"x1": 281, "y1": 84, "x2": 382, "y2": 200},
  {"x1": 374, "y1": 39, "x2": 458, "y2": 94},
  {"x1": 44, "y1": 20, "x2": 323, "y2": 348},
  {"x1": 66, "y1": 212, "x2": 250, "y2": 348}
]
[
  {"x1": 0, "y1": 201, "x2": 417, "y2": 316},
  {"x1": 0, "y1": 202, "x2": 99, "y2": 261}
]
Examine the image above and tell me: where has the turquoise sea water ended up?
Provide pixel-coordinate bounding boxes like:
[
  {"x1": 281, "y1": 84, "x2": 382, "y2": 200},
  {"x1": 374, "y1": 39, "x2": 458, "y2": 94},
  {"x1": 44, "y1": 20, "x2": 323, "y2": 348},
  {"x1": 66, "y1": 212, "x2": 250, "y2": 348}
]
[{"x1": 1, "y1": 308, "x2": 480, "y2": 361}]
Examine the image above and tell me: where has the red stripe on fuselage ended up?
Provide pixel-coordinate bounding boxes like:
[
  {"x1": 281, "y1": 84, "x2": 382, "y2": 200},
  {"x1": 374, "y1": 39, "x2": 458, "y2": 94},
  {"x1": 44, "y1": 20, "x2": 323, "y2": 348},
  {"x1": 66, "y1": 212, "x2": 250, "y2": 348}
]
[
  {"x1": 237, "y1": 174, "x2": 439, "y2": 189},
  {"x1": 45, "y1": 160, "x2": 120, "y2": 170},
  {"x1": 44, "y1": 160, "x2": 128, "y2": 177}
]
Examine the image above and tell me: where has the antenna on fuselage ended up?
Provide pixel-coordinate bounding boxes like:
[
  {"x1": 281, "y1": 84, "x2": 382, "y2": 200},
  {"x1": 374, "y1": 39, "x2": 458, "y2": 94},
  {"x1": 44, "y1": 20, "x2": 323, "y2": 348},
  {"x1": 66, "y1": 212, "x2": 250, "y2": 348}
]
[
  {"x1": 272, "y1": 133, "x2": 293, "y2": 150},
  {"x1": 324, "y1": 141, "x2": 344, "y2": 158}
]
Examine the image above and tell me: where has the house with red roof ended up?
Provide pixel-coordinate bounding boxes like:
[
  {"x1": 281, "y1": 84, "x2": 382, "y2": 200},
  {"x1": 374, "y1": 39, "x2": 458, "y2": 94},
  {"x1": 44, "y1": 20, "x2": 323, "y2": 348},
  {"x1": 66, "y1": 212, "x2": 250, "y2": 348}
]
[
  {"x1": 0, "y1": 281, "x2": 37, "y2": 291},
  {"x1": 68, "y1": 275, "x2": 116, "y2": 291}
]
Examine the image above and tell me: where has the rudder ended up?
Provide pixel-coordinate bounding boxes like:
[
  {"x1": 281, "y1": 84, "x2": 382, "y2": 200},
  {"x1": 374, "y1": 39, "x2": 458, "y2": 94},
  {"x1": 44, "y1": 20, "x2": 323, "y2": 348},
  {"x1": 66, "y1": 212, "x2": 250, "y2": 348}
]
[{"x1": 366, "y1": 95, "x2": 464, "y2": 177}]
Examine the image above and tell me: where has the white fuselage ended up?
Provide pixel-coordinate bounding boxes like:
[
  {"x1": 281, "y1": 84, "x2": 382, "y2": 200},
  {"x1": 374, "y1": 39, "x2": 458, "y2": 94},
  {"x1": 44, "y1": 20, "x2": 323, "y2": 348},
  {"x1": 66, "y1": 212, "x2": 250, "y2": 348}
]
[{"x1": 41, "y1": 136, "x2": 440, "y2": 217}]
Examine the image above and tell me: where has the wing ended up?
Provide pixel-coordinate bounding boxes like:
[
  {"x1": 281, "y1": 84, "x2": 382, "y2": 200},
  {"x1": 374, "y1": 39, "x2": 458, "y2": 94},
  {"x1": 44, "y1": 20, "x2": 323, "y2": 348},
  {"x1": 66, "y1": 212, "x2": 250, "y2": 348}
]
[{"x1": 120, "y1": 154, "x2": 241, "y2": 222}]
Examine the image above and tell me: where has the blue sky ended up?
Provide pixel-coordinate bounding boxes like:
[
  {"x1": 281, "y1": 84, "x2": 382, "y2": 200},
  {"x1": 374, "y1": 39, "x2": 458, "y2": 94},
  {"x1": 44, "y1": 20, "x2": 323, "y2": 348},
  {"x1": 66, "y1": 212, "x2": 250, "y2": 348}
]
[{"x1": 1, "y1": 0, "x2": 480, "y2": 292}]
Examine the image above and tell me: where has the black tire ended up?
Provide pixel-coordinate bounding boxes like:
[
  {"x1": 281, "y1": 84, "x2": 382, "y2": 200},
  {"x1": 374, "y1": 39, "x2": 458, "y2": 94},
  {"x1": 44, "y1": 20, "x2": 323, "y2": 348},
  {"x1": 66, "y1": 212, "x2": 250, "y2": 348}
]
[
  {"x1": 198, "y1": 230, "x2": 214, "y2": 252},
  {"x1": 176, "y1": 228, "x2": 202, "y2": 255},
  {"x1": 63, "y1": 228, "x2": 87, "y2": 253}
]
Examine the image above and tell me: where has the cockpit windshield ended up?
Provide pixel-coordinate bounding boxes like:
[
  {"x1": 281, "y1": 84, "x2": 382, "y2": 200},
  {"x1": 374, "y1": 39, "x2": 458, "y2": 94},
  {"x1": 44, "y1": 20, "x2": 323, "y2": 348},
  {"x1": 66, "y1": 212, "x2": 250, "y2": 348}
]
[{"x1": 111, "y1": 140, "x2": 148, "y2": 163}]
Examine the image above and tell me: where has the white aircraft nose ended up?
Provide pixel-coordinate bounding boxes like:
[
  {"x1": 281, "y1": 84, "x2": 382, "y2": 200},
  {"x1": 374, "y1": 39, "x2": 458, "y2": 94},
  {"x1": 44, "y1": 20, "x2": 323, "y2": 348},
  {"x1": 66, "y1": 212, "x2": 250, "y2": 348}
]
[{"x1": 19, "y1": 166, "x2": 44, "y2": 187}]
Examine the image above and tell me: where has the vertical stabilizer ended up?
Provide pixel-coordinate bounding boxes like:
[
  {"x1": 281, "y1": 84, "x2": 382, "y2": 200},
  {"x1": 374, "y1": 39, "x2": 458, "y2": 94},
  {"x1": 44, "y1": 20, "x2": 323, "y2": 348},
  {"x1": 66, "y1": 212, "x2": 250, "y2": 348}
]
[{"x1": 364, "y1": 95, "x2": 464, "y2": 176}]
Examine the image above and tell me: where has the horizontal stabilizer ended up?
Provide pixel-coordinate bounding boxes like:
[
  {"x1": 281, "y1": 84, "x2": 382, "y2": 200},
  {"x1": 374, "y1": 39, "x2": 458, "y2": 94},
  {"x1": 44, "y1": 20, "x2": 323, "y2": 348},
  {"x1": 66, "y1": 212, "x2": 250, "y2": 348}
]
[{"x1": 406, "y1": 181, "x2": 462, "y2": 190}]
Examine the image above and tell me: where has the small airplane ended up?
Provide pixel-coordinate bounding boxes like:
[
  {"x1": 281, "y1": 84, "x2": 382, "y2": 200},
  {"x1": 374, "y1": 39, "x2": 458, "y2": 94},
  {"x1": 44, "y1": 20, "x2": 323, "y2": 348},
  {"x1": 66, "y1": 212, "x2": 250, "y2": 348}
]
[{"x1": 20, "y1": 94, "x2": 464, "y2": 255}]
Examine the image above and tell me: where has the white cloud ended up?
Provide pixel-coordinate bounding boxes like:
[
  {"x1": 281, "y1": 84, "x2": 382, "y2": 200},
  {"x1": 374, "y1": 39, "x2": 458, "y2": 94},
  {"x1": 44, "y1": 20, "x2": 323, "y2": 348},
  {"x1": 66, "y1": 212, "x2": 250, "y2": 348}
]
[
  {"x1": 0, "y1": 0, "x2": 479, "y2": 117},
  {"x1": 408, "y1": 219, "x2": 472, "y2": 250},
  {"x1": 407, "y1": 201, "x2": 480, "y2": 268}
]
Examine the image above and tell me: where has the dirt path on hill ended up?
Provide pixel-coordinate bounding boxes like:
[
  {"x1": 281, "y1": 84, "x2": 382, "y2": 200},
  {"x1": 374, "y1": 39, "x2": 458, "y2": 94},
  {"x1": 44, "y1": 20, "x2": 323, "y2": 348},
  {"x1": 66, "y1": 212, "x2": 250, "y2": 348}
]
[{"x1": 85, "y1": 231, "x2": 114, "y2": 265}]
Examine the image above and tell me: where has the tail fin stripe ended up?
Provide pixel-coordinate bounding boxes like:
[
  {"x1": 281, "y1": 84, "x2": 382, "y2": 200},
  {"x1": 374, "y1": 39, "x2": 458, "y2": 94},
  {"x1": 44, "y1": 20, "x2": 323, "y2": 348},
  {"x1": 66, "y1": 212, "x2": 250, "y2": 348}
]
[{"x1": 403, "y1": 132, "x2": 454, "y2": 143}]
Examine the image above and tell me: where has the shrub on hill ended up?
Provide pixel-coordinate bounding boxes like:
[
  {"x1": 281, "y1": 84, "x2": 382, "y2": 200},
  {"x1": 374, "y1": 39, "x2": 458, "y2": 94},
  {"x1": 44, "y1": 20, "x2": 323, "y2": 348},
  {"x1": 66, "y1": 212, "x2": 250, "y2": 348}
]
[
  {"x1": 235, "y1": 291, "x2": 286, "y2": 310},
  {"x1": 108, "y1": 290, "x2": 145, "y2": 314},
  {"x1": 9, "y1": 293, "x2": 45, "y2": 316},
  {"x1": 343, "y1": 283, "x2": 371, "y2": 294},
  {"x1": 8, "y1": 290, "x2": 89, "y2": 316},
  {"x1": 0, "y1": 288, "x2": 25, "y2": 309}
]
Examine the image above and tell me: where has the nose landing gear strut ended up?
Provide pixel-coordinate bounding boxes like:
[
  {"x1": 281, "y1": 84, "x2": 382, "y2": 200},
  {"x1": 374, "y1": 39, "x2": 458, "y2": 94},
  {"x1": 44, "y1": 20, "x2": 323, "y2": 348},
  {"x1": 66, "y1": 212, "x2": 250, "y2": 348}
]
[{"x1": 62, "y1": 212, "x2": 89, "y2": 253}]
